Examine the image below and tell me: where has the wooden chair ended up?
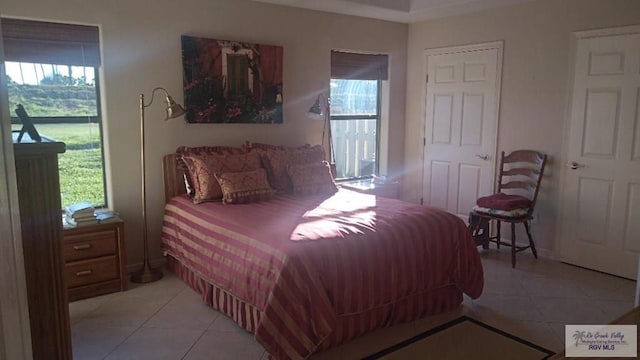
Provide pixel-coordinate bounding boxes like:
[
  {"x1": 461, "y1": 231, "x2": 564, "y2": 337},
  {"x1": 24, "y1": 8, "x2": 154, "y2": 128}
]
[{"x1": 470, "y1": 150, "x2": 547, "y2": 268}]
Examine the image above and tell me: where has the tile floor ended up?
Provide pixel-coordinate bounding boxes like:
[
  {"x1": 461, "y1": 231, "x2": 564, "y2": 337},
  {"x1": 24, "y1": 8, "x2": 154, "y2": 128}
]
[{"x1": 69, "y1": 249, "x2": 636, "y2": 359}]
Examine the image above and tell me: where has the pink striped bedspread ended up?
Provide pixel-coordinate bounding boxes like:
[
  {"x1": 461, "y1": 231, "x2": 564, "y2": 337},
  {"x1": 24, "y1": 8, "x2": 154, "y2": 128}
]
[{"x1": 161, "y1": 188, "x2": 483, "y2": 359}]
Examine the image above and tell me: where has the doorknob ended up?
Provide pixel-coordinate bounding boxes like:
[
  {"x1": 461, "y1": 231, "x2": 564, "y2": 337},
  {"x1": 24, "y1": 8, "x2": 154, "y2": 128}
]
[
  {"x1": 569, "y1": 161, "x2": 585, "y2": 170},
  {"x1": 476, "y1": 154, "x2": 490, "y2": 161}
]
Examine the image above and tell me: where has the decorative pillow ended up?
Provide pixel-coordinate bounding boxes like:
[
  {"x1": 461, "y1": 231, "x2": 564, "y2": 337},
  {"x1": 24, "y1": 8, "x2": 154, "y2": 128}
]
[
  {"x1": 176, "y1": 145, "x2": 246, "y2": 196},
  {"x1": 287, "y1": 161, "x2": 338, "y2": 196},
  {"x1": 177, "y1": 145, "x2": 245, "y2": 156},
  {"x1": 182, "y1": 151, "x2": 262, "y2": 204},
  {"x1": 241, "y1": 141, "x2": 313, "y2": 152},
  {"x1": 260, "y1": 145, "x2": 325, "y2": 192},
  {"x1": 472, "y1": 205, "x2": 529, "y2": 218},
  {"x1": 215, "y1": 168, "x2": 274, "y2": 204},
  {"x1": 476, "y1": 193, "x2": 531, "y2": 210}
]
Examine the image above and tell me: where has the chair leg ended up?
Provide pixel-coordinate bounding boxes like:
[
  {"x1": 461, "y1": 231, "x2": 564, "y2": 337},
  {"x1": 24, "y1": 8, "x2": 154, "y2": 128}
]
[
  {"x1": 480, "y1": 218, "x2": 489, "y2": 249},
  {"x1": 524, "y1": 221, "x2": 538, "y2": 259},
  {"x1": 482, "y1": 232, "x2": 489, "y2": 250},
  {"x1": 496, "y1": 221, "x2": 501, "y2": 249},
  {"x1": 511, "y1": 222, "x2": 516, "y2": 268},
  {"x1": 471, "y1": 220, "x2": 481, "y2": 242}
]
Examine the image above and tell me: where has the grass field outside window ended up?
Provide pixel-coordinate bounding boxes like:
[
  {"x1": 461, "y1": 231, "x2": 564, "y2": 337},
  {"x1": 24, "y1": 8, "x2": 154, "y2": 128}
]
[{"x1": 13, "y1": 123, "x2": 105, "y2": 208}]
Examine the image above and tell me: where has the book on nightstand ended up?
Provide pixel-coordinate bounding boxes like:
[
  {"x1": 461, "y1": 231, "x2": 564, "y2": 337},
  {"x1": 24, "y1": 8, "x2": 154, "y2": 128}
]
[
  {"x1": 95, "y1": 210, "x2": 120, "y2": 224},
  {"x1": 64, "y1": 215, "x2": 97, "y2": 227},
  {"x1": 65, "y1": 201, "x2": 94, "y2": 217},
  {"x1": 64, "y1": 201, "x2": 97, "y2": 227}
]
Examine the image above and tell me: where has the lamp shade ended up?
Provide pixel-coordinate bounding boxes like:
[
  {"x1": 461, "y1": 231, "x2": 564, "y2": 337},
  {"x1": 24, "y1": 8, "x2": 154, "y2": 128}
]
[
  {"x1": 165, "y1": 95, "x2": 186, "y2": 120},
  {"x1": 306, "y1": 95, "x2": 324, "y2": 120}
]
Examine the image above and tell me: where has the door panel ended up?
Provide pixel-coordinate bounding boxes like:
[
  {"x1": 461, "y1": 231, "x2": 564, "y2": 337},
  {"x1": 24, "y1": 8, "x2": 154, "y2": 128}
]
[
  {"x1": 576, "y1": 178, "x2": 613, "y2": 245},
  {"x1": 457, "y1": 164, "x2": 481, "y2": 217},
  {"x1": 560, "y1": 30, "x2": 640, "y2": 279},
  {"x1": 633, "y1": 90, "x2": 640, "y2": 160},
  {"x1": 583, "y1": 89, "x2": 620, "y2": 157},
  {"x1": 461, "y1": 94, "x2": 484, "y2": 146},
  {"x1": 423, "y1": 43, "x2": 501, "y2": 221},
  {"x1": 429, "y1": 161, "x2": 450, "y2": 209},
  {"x1": 433, "y1": 94, "x2": 454, "y2": 144},
  {"x1": 625, "y1": 183, "x2": 640, "y2": 252}
]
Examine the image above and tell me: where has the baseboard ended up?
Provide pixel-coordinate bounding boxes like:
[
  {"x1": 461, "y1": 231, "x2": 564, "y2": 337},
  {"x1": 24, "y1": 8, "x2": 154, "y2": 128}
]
[{"x1": 126, "y1": 257, "x2": 167, "y2": 274}]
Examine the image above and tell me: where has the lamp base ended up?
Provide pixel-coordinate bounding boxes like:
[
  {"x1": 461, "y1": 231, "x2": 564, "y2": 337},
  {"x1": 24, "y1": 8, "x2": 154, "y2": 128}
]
[{"x1": 130, "y1": 262, "x2": 163, "y2": 283}]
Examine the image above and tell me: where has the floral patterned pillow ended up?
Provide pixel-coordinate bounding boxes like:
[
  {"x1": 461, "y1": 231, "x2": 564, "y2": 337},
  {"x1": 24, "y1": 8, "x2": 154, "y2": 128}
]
[
  {"x1": 182, "y1": 151, "x2": 262, "y2": 204},
  {"x1": 260, "y1": 145, "x2": 325, "y2": 192},
  {"x1": 287, "y1": 161, "x2": 337, "y2": 196},
  {"x1": 176, "y1": 146, "x2": 246, "y2": 196},
  {"x1": 215, "y1": 168, "x2": 274, "y2": 204}
]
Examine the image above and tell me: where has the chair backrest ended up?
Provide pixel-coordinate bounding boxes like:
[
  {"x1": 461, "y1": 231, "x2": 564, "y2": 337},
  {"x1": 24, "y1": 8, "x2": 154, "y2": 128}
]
[{"x1": 497, "y1": 150, "x2": 547, "y2": 214}]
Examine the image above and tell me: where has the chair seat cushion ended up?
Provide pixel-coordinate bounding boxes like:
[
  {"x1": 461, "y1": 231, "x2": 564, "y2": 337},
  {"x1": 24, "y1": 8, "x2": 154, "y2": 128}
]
[
  {"x1": 472, "y1": 205, "x2": 529, "y2": 218},
  {"x1": 476, "y1": 193, "x2": 531, "y2": 210}
]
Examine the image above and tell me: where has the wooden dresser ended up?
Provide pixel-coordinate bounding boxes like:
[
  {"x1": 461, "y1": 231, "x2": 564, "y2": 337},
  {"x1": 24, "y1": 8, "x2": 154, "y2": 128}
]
[
  {"x1": 63, "y1": 220, "x2": 127, "y2": 301},
  {"x1": 13, "y1": 137, "x2": 72, "y2": 360}
]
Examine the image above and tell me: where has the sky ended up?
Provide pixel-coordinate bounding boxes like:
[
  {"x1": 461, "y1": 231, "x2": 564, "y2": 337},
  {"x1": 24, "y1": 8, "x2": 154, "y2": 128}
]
[{"x1": 5, "y1": 61, "x2": 95, "y2": 85}]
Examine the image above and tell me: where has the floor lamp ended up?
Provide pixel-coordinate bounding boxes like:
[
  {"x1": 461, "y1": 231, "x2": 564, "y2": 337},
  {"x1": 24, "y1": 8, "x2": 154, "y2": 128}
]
[
  {"x1": 307, "y1": 94, "x2": 334, "y2": 164},
  {"x1": 130, "y1": 87, "x2": 185, "y2": 284}
]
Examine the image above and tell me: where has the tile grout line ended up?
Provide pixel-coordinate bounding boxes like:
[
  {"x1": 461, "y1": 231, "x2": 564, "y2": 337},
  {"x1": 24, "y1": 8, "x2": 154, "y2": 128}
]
[
  {"x1": 179, "y1": 328, "x2": 210, "y2": 360},
  {"x1": 181, "y1": 297, "x2": 220, "y2": 359},
  {"x1": 99, "y1": 283, "x2": 186, "y2": 360}
]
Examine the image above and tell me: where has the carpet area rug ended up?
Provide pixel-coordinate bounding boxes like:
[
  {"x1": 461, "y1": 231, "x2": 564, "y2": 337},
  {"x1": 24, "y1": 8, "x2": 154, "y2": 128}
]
[{"x1": 363, "y1": 316, "x2": 555, "y2": 360}]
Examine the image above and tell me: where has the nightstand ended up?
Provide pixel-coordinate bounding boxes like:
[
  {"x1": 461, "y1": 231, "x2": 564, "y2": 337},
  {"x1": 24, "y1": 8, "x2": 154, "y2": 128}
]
[
  {"x1": 340, "y1": 179, "x2": 400, "y2": 199},
  {"x1": 62, "y1": 220, "x2": 127, "y2": 301}
]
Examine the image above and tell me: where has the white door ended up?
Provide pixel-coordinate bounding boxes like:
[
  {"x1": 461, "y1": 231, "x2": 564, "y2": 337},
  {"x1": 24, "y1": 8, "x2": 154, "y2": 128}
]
[
  {"x1": 559, "y1": 27, "x2": 640, "y2": 279},
  {"x1": 422, "y1": 43, "x2": 502, "y2": 221}
]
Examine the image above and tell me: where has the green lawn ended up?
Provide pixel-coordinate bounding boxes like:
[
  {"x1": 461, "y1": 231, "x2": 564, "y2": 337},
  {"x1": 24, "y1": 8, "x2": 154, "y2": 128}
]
[{"x1": 16, "y1": 123, "x2": 106, "y2": 208}]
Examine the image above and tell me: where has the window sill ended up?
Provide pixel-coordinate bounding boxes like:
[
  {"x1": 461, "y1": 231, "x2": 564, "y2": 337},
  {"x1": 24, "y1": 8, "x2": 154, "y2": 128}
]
[{"x1": 340, "y1": 178, "x2": 400, "y2": 199}]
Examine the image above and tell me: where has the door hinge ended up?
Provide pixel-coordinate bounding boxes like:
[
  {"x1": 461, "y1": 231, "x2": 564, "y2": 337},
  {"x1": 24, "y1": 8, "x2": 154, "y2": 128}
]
[
  {"x1": 420, "y1": 198, "x2": 424, "y2": 205},
  {"x1": 426, "y1": 74, "x2": 429, "y2": 83},
  {"x1": 423, "y1": 137, "x2": 426, "y2": 146}
]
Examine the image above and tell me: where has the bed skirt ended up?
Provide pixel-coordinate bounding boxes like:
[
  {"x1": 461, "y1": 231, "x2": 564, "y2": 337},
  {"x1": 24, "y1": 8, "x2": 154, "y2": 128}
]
[{"x1": 166, "y1": 255, "x2": 464, "y2": 358}]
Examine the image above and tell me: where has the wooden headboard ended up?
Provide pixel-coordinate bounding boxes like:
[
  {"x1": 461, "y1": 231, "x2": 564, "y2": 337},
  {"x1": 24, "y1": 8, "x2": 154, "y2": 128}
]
[{"x1": 162, "y1": 153, "x2": 187, "y2": 203}]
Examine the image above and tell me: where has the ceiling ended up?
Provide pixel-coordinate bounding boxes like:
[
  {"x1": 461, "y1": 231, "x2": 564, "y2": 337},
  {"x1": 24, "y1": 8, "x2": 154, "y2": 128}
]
[{"x1": 250, "y1": 0, "x2": 534, "y2": 23}]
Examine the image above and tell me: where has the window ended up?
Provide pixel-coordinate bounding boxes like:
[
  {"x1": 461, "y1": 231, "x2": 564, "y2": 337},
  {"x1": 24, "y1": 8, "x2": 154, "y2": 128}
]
[
  {"x1": 330, "y1": 79, "x2": 380, "y2": 179},
  {"x1": 2, "y1": 18, "x2": 106, "y2": 208},
  {"x1": 330, "y1": 51, "x2": 388, "y2": 180}
]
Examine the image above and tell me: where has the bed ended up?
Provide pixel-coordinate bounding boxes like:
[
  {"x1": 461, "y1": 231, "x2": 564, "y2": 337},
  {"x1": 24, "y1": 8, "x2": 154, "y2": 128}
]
[{"x1": 160, "y1": 148, "x2": 483, "y2": 360}]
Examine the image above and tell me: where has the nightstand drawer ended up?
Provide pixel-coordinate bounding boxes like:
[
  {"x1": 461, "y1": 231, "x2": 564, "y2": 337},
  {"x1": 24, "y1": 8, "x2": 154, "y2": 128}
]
[
  {"x1": 65, "y1": 255, "x2": 119, "y2": 288},
  {"x1": 63, "y1": 229, "x2": 117, "y2": 261}
]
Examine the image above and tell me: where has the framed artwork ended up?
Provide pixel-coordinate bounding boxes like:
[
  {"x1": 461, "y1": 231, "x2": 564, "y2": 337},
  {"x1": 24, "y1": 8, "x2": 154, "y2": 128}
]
[{"x1": 181, "y1": 35, "x2": 283, "y2": 124}]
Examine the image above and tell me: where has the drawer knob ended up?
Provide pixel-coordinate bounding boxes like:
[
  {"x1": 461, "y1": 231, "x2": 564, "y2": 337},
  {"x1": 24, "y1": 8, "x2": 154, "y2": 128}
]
[
  {"x1": 75, "y1": 270, "x2": 93, "y2": 277},
  {"x1": 73, "y1": 244, "x2": 92, "y2": 251}
]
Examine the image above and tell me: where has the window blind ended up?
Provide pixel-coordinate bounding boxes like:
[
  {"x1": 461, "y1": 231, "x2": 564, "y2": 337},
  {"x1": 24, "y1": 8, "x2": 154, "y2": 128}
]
[
  {"x1": 1, "y1": 18, "x2": 100, "y2": 66},
  {"x1": 331, "y1": 51, "x2": 388, "y2": 80}
]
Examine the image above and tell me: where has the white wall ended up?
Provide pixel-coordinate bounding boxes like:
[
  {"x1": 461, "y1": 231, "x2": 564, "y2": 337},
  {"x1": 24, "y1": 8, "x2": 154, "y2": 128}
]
[
  {"x1": 405, "y1": 0, "x2": 640, "y2": 252},
  {"x1": 1, "y1": 0, "x2": 408, "y2": 265}
]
